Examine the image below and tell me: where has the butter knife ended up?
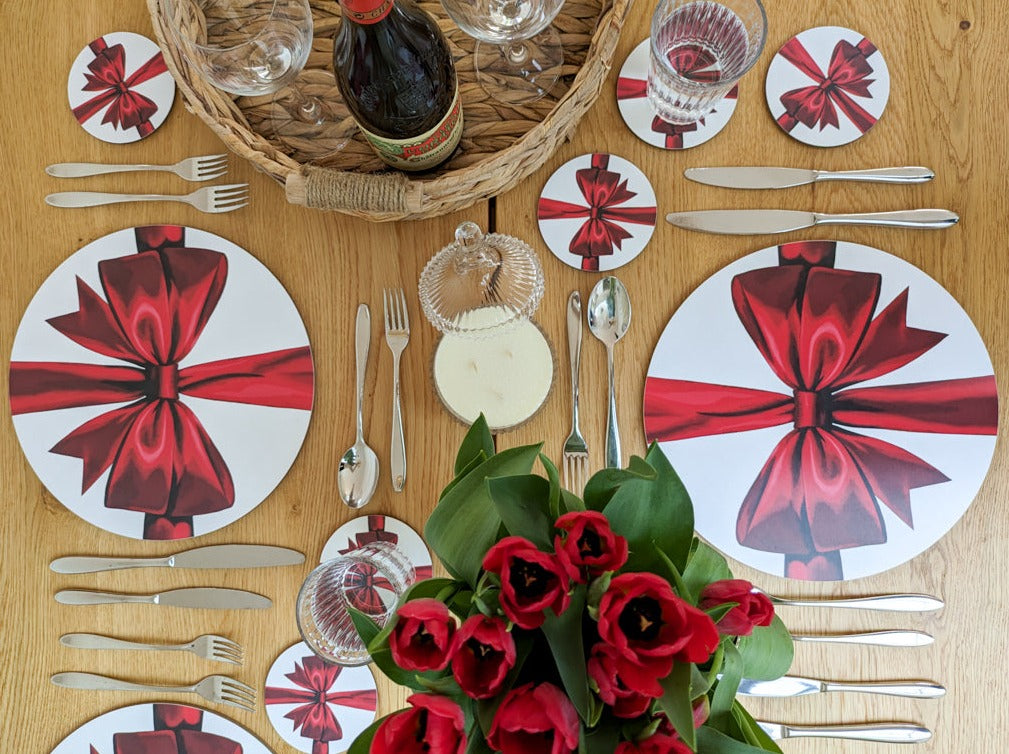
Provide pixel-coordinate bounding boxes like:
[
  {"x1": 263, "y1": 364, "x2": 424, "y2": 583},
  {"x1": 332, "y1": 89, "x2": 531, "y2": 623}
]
[
  {"x1": 684, "y1": 166, "x2": 935, "y2": 190},
  {"x1": 738, "y1": 675, "x2": 945, "y2": 699},
  {"x1": 665, "y1": 208, "x2": 959, "y2": 235},
  {"x1": 55, "y1": 588, "x2": 271, "y2": 610},
  {"x1": 791, "y1": 630, "x2": 933, "y2": 647},
  {"x1": 50, "y1": 544, "x2": 305, "y2": 574},
  {"x1": 756, "y1": 721, "x2": 931, "y2": 743},
  {"x1": 758, "y1": 590, "x2": 943, "y2": 612}
]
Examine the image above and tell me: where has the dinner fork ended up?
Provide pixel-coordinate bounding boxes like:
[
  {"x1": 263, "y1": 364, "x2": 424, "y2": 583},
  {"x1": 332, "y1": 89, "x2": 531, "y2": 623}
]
[
  {"x1": 60, "y1": 633, "x2": 243, "y2": 665},
  {"x1": 562, "y1": 291, "x2": 588, "y2": 494},
  {"x1": 46, "y1": 154, "x2": 228, "y2": 181},
  {"x1": 383, "y1": 288, "x2": 410, "y2": 492},
  {"x1": 51, "y1": 672, "x2": 256, "y2": 711},
  {"x1": 45, "y1": 184, "x2": 249, "y2": 213}
]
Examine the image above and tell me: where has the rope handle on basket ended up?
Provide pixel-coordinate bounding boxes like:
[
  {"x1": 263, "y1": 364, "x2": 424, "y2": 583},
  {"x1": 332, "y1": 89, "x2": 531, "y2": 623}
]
[{"x1": 286, "y1": 166, "x2": 425, "y2": 215}]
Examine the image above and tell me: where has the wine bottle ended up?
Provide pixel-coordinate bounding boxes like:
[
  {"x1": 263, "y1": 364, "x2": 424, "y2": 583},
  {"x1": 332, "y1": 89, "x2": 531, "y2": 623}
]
[{"x1": 333, "y1": 0, "x2": 464, "y2": 171}]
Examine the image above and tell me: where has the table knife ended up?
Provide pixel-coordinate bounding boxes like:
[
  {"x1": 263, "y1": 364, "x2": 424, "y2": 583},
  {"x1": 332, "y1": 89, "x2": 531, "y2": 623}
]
[
  {"x1": 50, "y1": 544, "x2": 305, "y2": 574},
  {"x1": 664, "y1": 208, "x2": 959, "y2": 235},
  {"x1": 759, "y1": 591, "x2": 943, "y2": 612},
  {"x1": 684, "y1": 166, "x2": 935, "y2": 190},
  {"x1": 54, "y1": 588, "x2": 271, "y2": 610},
  {"x1": 791, "y1": 630, "x2": 933, "y2": 647},
  {"x1": 756, "y1": 721, "x2": 931, "y2": 743},
  {"x1": 738, "y1": 675, "x2": 945, "y2": 699}
]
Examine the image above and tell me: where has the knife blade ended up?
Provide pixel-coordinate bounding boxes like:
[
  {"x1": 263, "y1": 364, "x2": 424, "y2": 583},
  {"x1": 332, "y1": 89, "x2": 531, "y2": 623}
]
[
  {"x1": 50, "y1": 544, "x2": 305, "y2": 574},
  {"x1": 684, "y1": 166, "x2": 935, "y2": 190},
  {"x1": 54, "y1": 588, "x2": 272, "y2": 609},
  {"x1": 759, "y1": 590, "x2": 944, "y2": 612},
  {"x1": 738, "y1": 675, "x2": 945, "y2": 699},
  {"x1": 791, "y1": 630, "x2": 933, "y2": 647},
  {"x1": 755, "y1": 721, "x2": 931, "y2": 744},
  {"x1": 665, "y1": 208, "x2": 959, "y2": 235}
]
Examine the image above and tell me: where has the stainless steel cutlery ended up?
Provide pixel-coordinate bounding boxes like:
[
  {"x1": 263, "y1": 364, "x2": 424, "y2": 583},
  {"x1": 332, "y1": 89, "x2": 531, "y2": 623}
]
[
  {"x1": 587, "y1": 277, "x2": 631, "y2": 469},
  {"x1": 684, "y1": 166, "x2": 935, "y2": 190},
  {"x1": 665, "y1": 208, "x2": 959, "y2": 235},
  {"x1": 791, "y1": 630, "x2": 934, "y2": 647},
  {"x1": 46, "y1": 184, "x2": 249, "y2": 213},
  {"x1": 51, "y1": 671, "x2": 256, "y2": 711},
  {"x1": 46, "y1": 154, "x2": 229, "y2": 182},
  {"x1": 738, "y1": 674, "x2": 945, "y2": 699},
  {"x1": 757, "y1": 590, "x2": 943, "y2": 612},
  {"x1": 50, "y1": 544, "x2": 304, "y2": 573},
  {"x1": 383, "y1": 288, "x2": 410, "y2": 493},
  {"x1": 338, "y1": 303, "x2": 380, "y2": 508},
  {"x1": 755, "y1": 721, "x2": 931, "y2": 743},
  {"x1": 562, "y1": 291, "x2": 589, "y2": 493},
  {"x1": 61, "y1": 633, "x2": 244, "y2": 665},
  {"x1": 55, "y1": 587, "x2": 272, "y2": 610}
]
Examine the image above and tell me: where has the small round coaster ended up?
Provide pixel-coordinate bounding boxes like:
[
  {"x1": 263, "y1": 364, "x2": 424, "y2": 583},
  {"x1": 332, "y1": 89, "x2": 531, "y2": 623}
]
[
  {"x1": 765, "y1": 26, "x2": 889, "y2": 147},
  {"x1": 265, "y1": 642, "x2": 378, "y2": 754},
  {"x1": 321, "y1": 514, "x2": 434, "y2": 580},
  {"x1": 68, "y1": 32, "x2": 175, "y2": 143},
  {"x1": 616, "y1": 39, "x2": 738, "y2": 151},
  {"x1": 433, "y1": 309, "x2": 554, "y2": 432},
  {"x1": 538, "y1": 153, "x2": 657, "y2": 272}
]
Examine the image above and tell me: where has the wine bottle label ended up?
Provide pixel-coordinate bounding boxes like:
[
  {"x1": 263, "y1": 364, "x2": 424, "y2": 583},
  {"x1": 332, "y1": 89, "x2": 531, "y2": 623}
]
[
  {"x1": 359, "y1": 87, "x2": 464, "y2": 171},
  {"x1": 341, "y1": 0, "x2": 393, "y2": 23}
]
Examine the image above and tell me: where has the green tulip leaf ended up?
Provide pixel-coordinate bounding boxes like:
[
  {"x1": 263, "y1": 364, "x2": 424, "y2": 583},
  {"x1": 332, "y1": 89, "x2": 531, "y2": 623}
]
[
  {"x1": 735, "y1": 615, "x2": 794, "y2": 681},
  {"x1": 426, "y1": 443, "x2": 543, "y2": 586},
  {"x1": 657, "y1": 660, "x2": 695, "y2": 751},
  {"x1": 456, "y1": 414, "x2": 495, "y2": 475},
  {"x1": 709, "y1": 641, "x2": 742, "y2": 730},
  {"x1": 581, "y1": 724, "x2": 620, "y2": 754},
  {"x1": 696, "y1": 724, "x2": 782, "y2": 754},
  {"x1": 681, "y1": 538, "x2": 733, "y2": 604},
  {"x1": 538, "y1": 453, "x2": 563, "y2": 519},
  {"x1": 731, "y1": 700, "x2": 783, "y2": 752},
  {"x1": 582, "y1": 455, "x2": 656, "y2": 512},
  {"x1": 542, "y1": 584, "x2": 591, "y2": 722},
  {"x1": 487, "y1": 474, "x2": 553, "y2": 550},
  {"x1": 441, "y1": 451, "x2": 488, "y2": 501}
]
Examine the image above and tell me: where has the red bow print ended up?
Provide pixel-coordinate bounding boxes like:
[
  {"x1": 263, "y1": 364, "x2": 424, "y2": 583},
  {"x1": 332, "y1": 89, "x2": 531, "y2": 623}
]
[
  {"x1": 338, "y1": 515, "x2": 433, "y2": 579},
  {"x1": 643, "y1": 241, "x2": 998, "y2": 580},
  {"x1": 776, "y1": 37, "x2": 878, "y2": 133},
  {"x1": 537, "y1": 154, "x2": 656, "y2": 271},
  {"x1": 9, "y1": 226, "x2": 314, "y2": 539},
  {"x1": 265, "y1": 655, "x2": 378, "y2": 754},
  {"x1": 72, "y1": 37, "x2": 169, "y2": 136},
  {"x1": 104, "y1": 704, "x2": 242, "y2": 754},
  {"x1": 615, "y1": 76, "x2": 736, "y2": 148}
]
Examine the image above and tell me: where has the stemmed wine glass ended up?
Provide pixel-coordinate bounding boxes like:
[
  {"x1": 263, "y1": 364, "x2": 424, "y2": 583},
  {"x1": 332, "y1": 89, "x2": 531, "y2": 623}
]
[
  {"x1": 440, "y1": 0, "x2": 565, "y2": 105},
  {"x1": 160, "y1": 0, "x2": 354, "y2": 160}
]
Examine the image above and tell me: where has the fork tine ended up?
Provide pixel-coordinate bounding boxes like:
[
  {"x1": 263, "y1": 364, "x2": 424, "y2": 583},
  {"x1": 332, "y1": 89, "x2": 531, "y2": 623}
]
[
  {"x1": 195, "y1": 156, "x2": 228, "y2": 169},
  {"x1": 211, "y1": 183, "x2": 249, "y2": 192},
  {"x1": 398, "y1": 288, "x2": 409, "y2": 330},
  {"x1": 212, "y1": 201, "x2": 248, "y2": 214},
  {"x1": 210, "y1": 635, "x2": 243, "y2": 653},
  {"x1": 195, "y1": 153, "x2": 228, "y2": 163},
  {"x1": 219, "y1": 693, "x2": 255, "y2": 711},
  {"x1": 198, "y1": 168, "x2": 229, "y2": 181},
  {"x1": 223, "y1": 677, "x2": 257, "y2": 696},
  {"x1": 383, "y1": 289, "x2": 391, "y2": 332},
  {"x1": 212, "y1": 185, "x2": 249, "y2": 199}
]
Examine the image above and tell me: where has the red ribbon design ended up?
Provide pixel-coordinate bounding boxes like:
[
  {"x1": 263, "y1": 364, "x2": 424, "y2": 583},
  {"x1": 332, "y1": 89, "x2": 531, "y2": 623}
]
[
  {"x1": 72, "y1": 37, "x2": 169, "y2": 136},
  {"x1": 338, "y1": 515, "x2": 433, "y2": 579},
  {"x1": 776, "y1": 37, "x2": 878, "y2": 133},
  {"x1": 107, "y1": 703, "x2": 242, "y2": 754},
  {"x1": 537, "y1": 154, "x2": 656, "y2": 271},
  {"x1": 643, "y1": 241, "x2": 998, "y2": 580},
  {"x1": 9, "y1": 226, "x2": 314, "y2": 539},
  {"x1": 265, "y1": 654, "x2": 378, "y2": 754},
  {"x1": 616, "y1": 76, "x2": 737, "y2": 149}
]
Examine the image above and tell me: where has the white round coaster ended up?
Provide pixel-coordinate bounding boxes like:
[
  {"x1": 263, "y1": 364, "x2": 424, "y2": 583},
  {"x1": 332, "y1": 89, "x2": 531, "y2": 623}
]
[
  {"x1": 50, "y1": 703, "x2": 275, "y2": 754},
  {"x1": 321, "y1": 514, "x2": 434, "y2": 581},
  {"x1": 765, "y1": 26, "x2": 890, "y2": 147},
  {"x1": 68, "y1": 32, "x2": 175, "y2": 143},
  {"x1": 265, "y1": 642, "x2": 378, "y2": 754},
  {"x1": 617, "y1": 39, "x2": 738, "y2": 150},
  {"x1": 537, "y1": 153, "x2": 656, "y2": 272}
]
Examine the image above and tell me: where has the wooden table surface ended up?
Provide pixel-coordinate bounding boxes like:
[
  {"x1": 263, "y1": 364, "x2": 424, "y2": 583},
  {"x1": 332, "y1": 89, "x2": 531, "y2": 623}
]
[{"x1": 2, "y1": 0, "x2": 1006, "y2": 751}]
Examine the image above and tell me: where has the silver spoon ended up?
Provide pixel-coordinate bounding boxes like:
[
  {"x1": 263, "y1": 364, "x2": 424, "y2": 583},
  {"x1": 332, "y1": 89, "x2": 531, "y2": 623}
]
[
  {"x1": 338, "y1": 304, "x2": 379, "y2": 508},
  {"x1": 587, "y1": 277, "x2": 631, "y2": 468}
]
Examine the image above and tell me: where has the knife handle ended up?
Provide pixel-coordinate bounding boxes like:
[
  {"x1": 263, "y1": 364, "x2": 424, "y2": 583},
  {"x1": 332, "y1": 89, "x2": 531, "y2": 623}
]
[
  {"x1": 821, "y1": 679, "x2": 946, "y2": 698},
  {"x1": 792, "y1": 630, "x2": 933, "y2": 647},
  {"x1": 51, "y1": 671, "x2": 189, "y2": 695},
  {"x1": 767, "y1": 593, "x2": 944, "y2": 612},
  {"x1": 814, "y1": 209, "x2": 959, "y2": 229},
  {"x1": 55, "y1": 590, "x2": 154, "y2": 606},
  {"x1": 50, "y1": 556, "x2": 164, "y2": 574},
  {"x1": 777, "y1": 722, "x2": 931, "y2": 743},
  {"x1": 816, "y1": 167, "x2": 935, "y2": 184}
]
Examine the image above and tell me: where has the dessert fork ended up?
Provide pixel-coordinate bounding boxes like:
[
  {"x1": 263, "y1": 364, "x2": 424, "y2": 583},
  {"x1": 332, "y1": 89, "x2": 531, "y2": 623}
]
[
  {"x1": 60, "y1": 633, "x2": 244, "y2": 665},
  {"x1": 562, "y1": 291, "x2": 588, "y2": 494},
  {"x1": 51, "y1": 671, "x2": 256, "y2": 711},
  {"x1": 45, "y1": 184, "x2": 249, "y2": 213},
  {"x1": 383, "y1": 288, "x2": 410, "y2": 492},
  {"x1": 46, "y1": 154, "x2": 228, "y2": 181}
]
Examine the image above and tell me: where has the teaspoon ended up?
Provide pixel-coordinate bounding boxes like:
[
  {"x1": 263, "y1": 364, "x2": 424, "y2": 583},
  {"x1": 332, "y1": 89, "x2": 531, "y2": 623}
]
[
  {"x1": 338, "y1": 304, "x2": 379, "y2": 508},
  {"x1": 587, "y1": 277, "x2": 631, "y2": 468}
]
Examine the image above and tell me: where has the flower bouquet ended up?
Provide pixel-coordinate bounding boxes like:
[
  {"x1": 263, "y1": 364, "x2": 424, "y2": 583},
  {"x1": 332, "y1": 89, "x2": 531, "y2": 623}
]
[{"x1": 348, "y1": 416, "x2": 794, "y2": 754}]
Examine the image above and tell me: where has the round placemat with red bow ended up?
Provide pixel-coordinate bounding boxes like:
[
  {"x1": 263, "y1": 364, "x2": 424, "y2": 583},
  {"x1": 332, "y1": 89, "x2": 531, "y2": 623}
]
[
  {"x1": 643, "y1": 240, "x2": 998, "y2": 581},
  {"x1": 765, "y1": 26, "x2": 889, "y2": 147},
  {"x1": 50, "y1": 703, "x2": 274, "y2": 753},
  {"x1": 68, "y1": 32, "x2": 175, "y2": 143},
  {"x1": 9, "y1": 226, "x2": 314, "y2": 540}
]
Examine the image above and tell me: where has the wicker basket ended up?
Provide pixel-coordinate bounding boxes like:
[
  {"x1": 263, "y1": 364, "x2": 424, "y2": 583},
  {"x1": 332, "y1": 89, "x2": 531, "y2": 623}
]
[{"x1": 148, "y1": 0, "x2": 630, "y2": 221}]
